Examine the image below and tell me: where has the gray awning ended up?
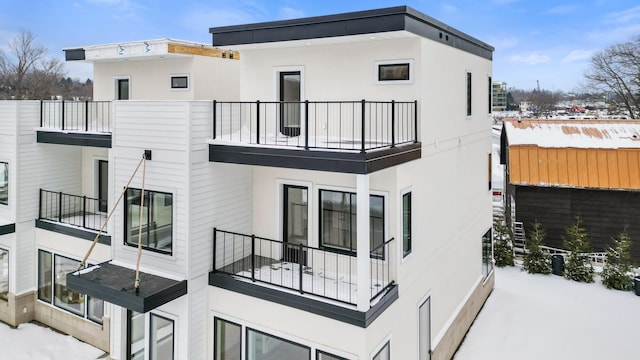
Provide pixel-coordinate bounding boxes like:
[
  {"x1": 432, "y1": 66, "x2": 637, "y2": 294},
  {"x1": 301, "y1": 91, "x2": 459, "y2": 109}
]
[{"x1": 67, "y1": 262, "x2": 187, "y2": 313}]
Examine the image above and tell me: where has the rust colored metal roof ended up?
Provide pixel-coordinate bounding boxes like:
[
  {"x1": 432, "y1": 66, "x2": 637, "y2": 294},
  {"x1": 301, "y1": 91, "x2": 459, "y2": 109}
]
[{"x1": 504, "y1": 119, "x2": 640, "y2": 189}]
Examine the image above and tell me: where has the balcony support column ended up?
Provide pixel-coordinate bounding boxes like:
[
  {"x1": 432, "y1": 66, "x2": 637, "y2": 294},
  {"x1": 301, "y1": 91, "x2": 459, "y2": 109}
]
[{"x1": 356, "y1": 174, "x2": 371, "y2": 311}]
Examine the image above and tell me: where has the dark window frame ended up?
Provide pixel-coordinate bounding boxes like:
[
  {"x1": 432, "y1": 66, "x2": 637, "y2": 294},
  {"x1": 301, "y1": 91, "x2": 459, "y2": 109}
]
[
  {"x1": 0, "y1": 161, "x2": 8, "y2": 206},
  {"x1": 466, "y1": 72, "x2": 472, "y2": 116},
  {"x1": 246, "y1": 327, "x2": 311, "y2": 360},
  {"x1": 170, "y1": 75, "x2": 189, "y2": 89},
  {"x1": 37, "y1": 249, "x2": 103, "y2": 324},
  {"x1": 150, "y1": 313, "x2": 175, "y2": 360},
  {"x1": 124, "y1": 188, "x2": 174, "y2": 256},
  {"x1": 488, "y1": 76, "x2": 492, "y2": 114},
  {"x1": 402, "y1": 191, "x2": 412, "y2": 258},
  {"x1": 214, "y1": 317, "x2": 242, "y2": 360},
  {"x1": 318, "y1": 189, "x2": 385, "y2": 257},
  {"x1": 117, "y1": 78, "x2": 130, "y2": 100},
  {"x1": 378, "y1": 63, "x2": 410, "y2": 81}
]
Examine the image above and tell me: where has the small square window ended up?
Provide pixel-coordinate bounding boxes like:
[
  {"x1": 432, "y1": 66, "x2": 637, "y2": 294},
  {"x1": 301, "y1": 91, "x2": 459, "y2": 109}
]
[
  {"x1": 171, "y1": 76, "x2": 188, "y2": 89},
  {"x1": 378, "y1": 63, "x2": 410, "y2": 81}
]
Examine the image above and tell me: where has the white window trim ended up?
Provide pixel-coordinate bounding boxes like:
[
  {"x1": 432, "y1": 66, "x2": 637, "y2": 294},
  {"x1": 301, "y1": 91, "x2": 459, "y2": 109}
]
[
  {"x1": 113, "y1": 75, "x2": 131, "y2": 100},
  {"x1": 375, "y1": 59, "x2": 414, "y2": 85},
  {"x1": 170, "y1": 74, "x2": 190, "y2": 91}
]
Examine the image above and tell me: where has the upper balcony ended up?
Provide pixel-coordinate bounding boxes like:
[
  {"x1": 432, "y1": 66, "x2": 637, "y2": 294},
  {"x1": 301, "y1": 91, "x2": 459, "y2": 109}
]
[
  {"x1": 38, "y1": 101, "x2": 112, "y2": 148},
  {"x1": 209, "y1": 100, "x2": 422, "y2": 174},
  {"x1": 209, "y1": 228, "x2": 398, "y2": 327}
]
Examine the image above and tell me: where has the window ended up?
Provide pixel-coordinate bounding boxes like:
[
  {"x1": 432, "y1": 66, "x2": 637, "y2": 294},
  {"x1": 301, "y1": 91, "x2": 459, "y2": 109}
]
[
  {"x1": 117, "y1": 78, "x2": 130, "y2": 100},
  {"x1": 246, "y1": 328, "x2": 310, "y2": 360},
  {"x1": 170, "y1": 76, "x2": 188, "y2": 89},
  {"x1": 482, "y1": 229, "x2": 492, "y2": 279},
  {"x1": 317, "y1": 350, "x2": 348, "y2": 360},
  {"x1": 373, "y1": 341, "x2": 390, "y2": 360},
  {"x1": 37, "y1": 250, "x2": 103, "y2": 324},
  {"x1": 488, "y1": 76, "x2": 492, "y2": 114},
  {"x1": 125, "y1": 188, "x2": 173, "y2": 255},
  {"x1": 0, "y1": 162, "x2": 8, "y2": 205},
  {"x1": 488, "y1": 153, "x2": 492, "y2": 191},
  {"x1": 466, "y1": 72, "x2": 472, "y2": 116},
  {"x1": 214, "y1": 318, "x2": 241, "y2": 360},
  {"x1": 150, "y1": 314, "x2": 174, "y2": 360},
  {"x1": 402, "y1": 192, "x2": 412, "y2": 257},
  {"x1": 128, "y1": 310, "x2": 145, "y2": 360},
  {"x1": 0, "y1": 248, "x2": 8, "y2": 301},
  {"x1": 378, "y1": 63, "x2": 410, "y2": 81},
  {"x1": 319, "y1": 190, "x2": 384, "y2": 255},
  {"x1": 419, "y1": 297, "x2": 431, "y2": 360}
]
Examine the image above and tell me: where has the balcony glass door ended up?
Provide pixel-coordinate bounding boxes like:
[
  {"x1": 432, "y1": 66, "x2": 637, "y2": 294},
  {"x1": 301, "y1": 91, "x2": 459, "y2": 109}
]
[
  {"x1": 279, "y1": 71, "x2": 301, "y2": 137},
  {"x1": 283, "y1": 185, "x2": 308, "y2": 265}
]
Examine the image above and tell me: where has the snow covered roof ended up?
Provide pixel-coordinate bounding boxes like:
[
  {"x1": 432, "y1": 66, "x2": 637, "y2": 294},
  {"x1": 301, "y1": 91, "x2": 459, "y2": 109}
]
[
  {"x1": 503, "y1": 119, "x2": 640, "y2": 190},
  {"x1": 503, "y1": 118, "x2": 640, "y2": 149},
  {"x1": 64, "y1": 38, "x2": 240, "y2": 62}
]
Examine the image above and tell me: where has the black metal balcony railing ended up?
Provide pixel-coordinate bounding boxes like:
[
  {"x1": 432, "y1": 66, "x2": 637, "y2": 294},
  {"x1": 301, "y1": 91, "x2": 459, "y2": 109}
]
[
  {"x1": 39, "y1": 189, "x2": 107, "y2": 232},
  {"x1": 212, "y1": 228, "x2": 394, "y2": 305},
  {"x1": 40, "y1": 100, "x2": 112, "y2": 133},
  {"x1": 213, "y1": 100, "x2": 417, "y2": 152}
]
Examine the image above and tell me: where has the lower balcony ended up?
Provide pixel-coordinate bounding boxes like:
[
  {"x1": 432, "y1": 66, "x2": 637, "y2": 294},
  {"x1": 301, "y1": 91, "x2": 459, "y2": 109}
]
[
  {"x1": 209, "y1": 228, "x2": 398, "y2": 327},
  {"x1": 36, "y1": 189, "x2": 110, "y2": 244},
  {"x1": 209, "y1": 100, "x2": 421, "y2": 174}
]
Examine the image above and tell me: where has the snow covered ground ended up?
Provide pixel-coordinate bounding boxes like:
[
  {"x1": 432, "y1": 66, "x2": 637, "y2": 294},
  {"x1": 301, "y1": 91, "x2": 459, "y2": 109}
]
[
  {"x1": 454, "y1": 266, "x2": 640, "y2": 360},
  {"x1": 0, "y1": 321, "x2": 104, "y2": 360},
  {"x1": 1, "y1": 265, "x2": 637, "y2": 359}
]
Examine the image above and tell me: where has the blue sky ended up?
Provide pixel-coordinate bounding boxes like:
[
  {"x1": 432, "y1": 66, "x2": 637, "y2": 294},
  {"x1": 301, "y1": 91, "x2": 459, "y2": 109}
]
[{"x1": 1, "y1": 0, "x2": 639, "y2": 92}]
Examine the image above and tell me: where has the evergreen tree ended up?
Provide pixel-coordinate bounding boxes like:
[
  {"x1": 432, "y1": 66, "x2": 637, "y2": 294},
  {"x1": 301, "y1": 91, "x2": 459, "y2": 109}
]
[
  {"x1": 523, "y1": 221, "x2": 552, "y2": 274},
  {"x1": 601, "y1": 232, "x2": 635, "y2": 291},
  {"x1": 493, "y1": 212, "x2": 514, "y2": 267},
  {"x1": 563, "y1": 217, "x2": 594, "y2": 283}
]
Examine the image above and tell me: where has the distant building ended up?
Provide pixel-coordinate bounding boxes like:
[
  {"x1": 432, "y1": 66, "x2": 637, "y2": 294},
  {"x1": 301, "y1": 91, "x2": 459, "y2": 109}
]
[
  {"x1": 501, "y1": 119, "x2": 640, "y2": 265},
  {"x1": 492, "y1": 81, "x2": 508, "y2": 111}
]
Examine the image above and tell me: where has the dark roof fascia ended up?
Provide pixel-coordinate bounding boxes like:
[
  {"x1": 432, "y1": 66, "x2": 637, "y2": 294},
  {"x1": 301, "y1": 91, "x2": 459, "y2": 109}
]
[
  {"x1": 209, "y1": 6, "x2": 493, "y2": 59},
  {"x1": 64, "y1": 48, "x2": 86, "y2": 61}
]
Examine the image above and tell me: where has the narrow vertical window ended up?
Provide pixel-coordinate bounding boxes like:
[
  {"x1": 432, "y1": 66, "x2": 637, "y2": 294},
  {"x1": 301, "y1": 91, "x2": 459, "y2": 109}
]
[
  {"x1": 488, "y1": 153, "x2": 492, "y2": 191},
  {"x1": 37, "y1": 250, "x2": 52, "y2": 303},
  {"x1": 214, "y1": 318, "x2": 242, "y2": 360},
  {"x1": 128, "y1": 310, "x2": 145, "y2": 360},
  {"x1": 466, "y1": 72, "x2": 472, "y2": 116},
  {"x1": 402, "y1": 192, "x2": 412, "y2": 257},
  {"x1": 0, "y1": 162, "x2": 8, "y2": 205},
  {"x1": 419, "y1": 297, "x2": 431, "y2": 360},
  {"x1": 117, "y1": 78, "x2": 130, "y2": 100},
  {"x1": 0, "y1": 248, "x2": 8, "y2": 301},
  {"x1": 488, "y1": 76, "x2": 492, "y2": 114},
  {"x1": 150, "y1": 314, "x2": 174, "y2": 360}
]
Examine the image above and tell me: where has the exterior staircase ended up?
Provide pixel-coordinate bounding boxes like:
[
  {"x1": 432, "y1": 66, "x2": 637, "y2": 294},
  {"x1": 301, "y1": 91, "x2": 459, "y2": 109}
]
[{"x1": 512, "y1": 221, "x2": 526, "y2": 256}]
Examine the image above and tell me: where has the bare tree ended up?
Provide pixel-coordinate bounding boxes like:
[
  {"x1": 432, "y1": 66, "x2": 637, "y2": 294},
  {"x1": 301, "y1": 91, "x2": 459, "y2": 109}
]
[
  {"x1": 0, "y1": 30, "x2": 66, "y2": 99},
  {"x1": 585, "y1": 36, "x2": 640, "y2": 119}
]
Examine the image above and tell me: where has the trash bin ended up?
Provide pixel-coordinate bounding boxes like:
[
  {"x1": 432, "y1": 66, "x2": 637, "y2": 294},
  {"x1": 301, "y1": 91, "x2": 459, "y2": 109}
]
[
  {"x1": 551, "y1": 254, "x2": 564, "y2": 276},
  {"x1": 635, "y1": 277, "x2": 640, "y2": 297}
]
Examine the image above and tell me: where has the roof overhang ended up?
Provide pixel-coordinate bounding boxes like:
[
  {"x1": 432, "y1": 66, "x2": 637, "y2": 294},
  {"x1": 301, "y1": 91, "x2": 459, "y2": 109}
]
[
  {"x1": 64, "y1": 38, "x2": 240, "y2": 63},
  {"x1": 209, "y1": 6, "x2": 493, "y2": 60},
  {"x1": 67, "y1": 262, "x2": 187, "y2": 313}
]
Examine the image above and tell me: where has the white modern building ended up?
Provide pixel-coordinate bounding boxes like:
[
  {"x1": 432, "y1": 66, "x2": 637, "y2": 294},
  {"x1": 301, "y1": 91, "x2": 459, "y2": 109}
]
[{"x1": 0, "y1": 6, "x2": 494, "y2": 360}]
